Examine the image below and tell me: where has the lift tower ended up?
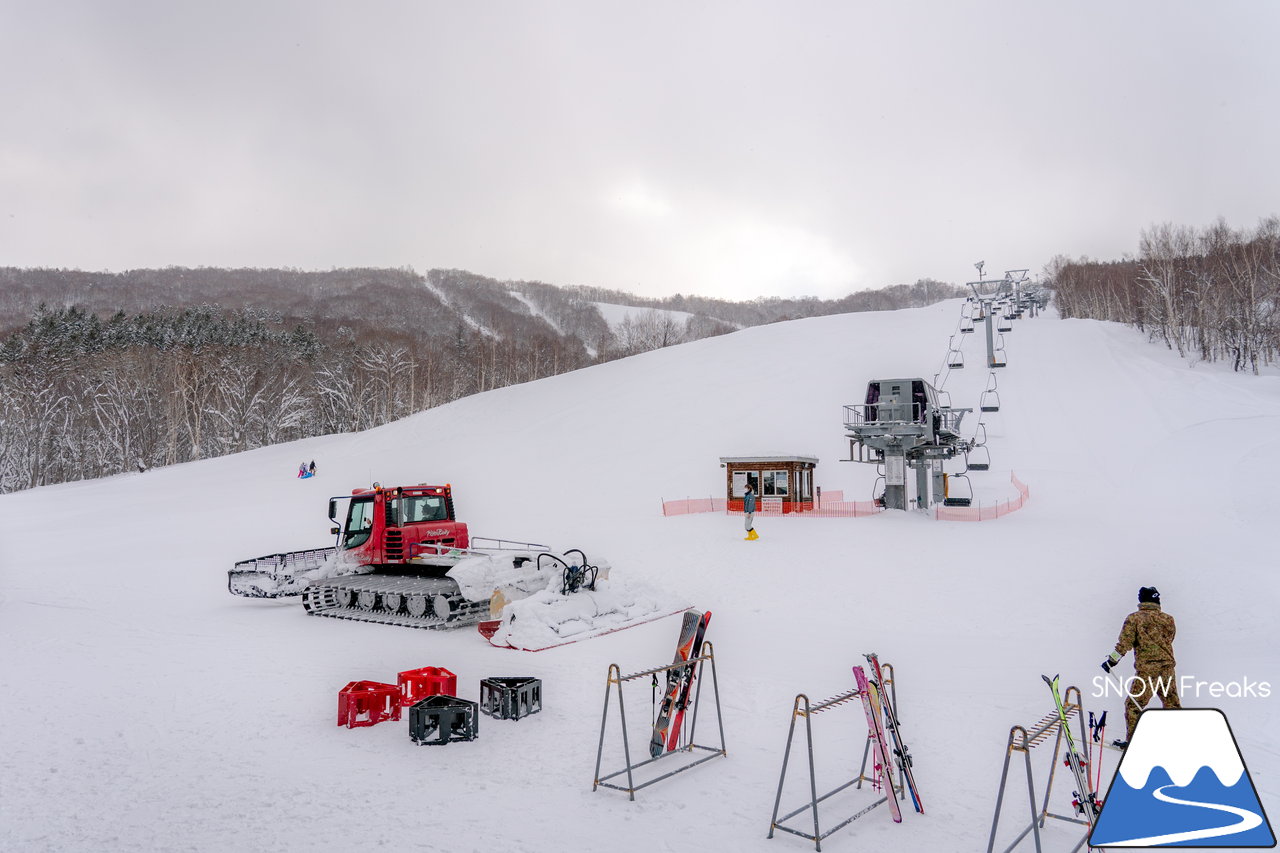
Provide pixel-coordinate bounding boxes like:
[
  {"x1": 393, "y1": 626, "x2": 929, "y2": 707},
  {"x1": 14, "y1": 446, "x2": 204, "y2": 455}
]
[{"x1": 843, "y1": 378, "x2": 972, "y2": 511}]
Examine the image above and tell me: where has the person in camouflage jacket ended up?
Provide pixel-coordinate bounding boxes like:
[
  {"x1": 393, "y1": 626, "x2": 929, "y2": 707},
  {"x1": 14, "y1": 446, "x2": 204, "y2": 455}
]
[{"x1": 1101, "y1": 586, "x2": 1180, "y2": 743}]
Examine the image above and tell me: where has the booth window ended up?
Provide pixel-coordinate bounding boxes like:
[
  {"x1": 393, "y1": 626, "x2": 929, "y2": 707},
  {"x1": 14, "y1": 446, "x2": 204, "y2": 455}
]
[{"x1": 762, "y1": 470, "x2": 789, "y2": 496}]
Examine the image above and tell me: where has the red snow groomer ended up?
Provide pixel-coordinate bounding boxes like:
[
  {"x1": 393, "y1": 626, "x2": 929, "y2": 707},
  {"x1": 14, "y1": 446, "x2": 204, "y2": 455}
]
[{"x1": 228, "y1": 483, "x2": 603, "y2": 631}]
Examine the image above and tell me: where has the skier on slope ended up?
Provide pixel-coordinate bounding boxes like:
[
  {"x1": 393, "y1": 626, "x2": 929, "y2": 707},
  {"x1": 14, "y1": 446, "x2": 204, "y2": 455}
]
[
  {"x1": 1101, "y1": 586, "x2": 1180, "y2": 747},
  {"x1": 743, "y1": 480, "x2": 758, "y2": 541}
]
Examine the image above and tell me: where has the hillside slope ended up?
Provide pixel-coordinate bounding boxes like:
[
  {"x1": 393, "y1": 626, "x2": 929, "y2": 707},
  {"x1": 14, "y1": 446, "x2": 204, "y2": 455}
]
[{"x1": 0, "y1": 301, "x2": 1276, "y2": 852}]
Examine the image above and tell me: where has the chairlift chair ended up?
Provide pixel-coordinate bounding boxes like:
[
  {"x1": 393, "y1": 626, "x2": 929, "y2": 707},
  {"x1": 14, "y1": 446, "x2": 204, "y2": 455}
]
[
  {"x1": 971, "y1": 422, "x2": 988, "y2": 447},
  {"x1": 980, "y1": 373, "x2": 1000, "y2": 412},
  {"x1": 997, "y1": 316, "x2": 1012, "y2": 332},
  {"x1": 943, "y1": 471, "x2": 973, "y2": 507},
  {"x1": 967, "y1": 445, "x2": 991, "y2": 471},
  {"x1": 960, "y1": 317, "x2": 974, "y2": 334},
  {"x1": 946, "y1": 336, "x2": 965, "y2": 369}
]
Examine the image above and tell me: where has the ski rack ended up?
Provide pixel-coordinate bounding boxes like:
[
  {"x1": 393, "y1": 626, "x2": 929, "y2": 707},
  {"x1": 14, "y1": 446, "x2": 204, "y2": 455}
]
[
  {"x1": 986, "y1": 685, "x2": 1095, "y2": 853},
  {"x1": 592, "y1": 642, "x2": 726, "y2": 800},
  {"x1": 767, "y1": 663, "x2": 903, "y2": 851}
]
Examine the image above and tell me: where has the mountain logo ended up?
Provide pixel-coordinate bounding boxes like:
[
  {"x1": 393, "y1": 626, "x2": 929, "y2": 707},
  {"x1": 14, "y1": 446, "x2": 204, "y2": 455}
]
[{"x1": 1089, "y1": 708, "x2": 1275, "y2": 847}]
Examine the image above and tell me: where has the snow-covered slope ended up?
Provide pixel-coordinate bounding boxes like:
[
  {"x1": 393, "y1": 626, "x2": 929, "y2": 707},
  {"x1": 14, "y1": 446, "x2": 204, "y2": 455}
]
[
  {"x1": 1, "y1": 301, "x2": 1277, "y2": 852},
  {"x1": 592, "y1": 300, "x2": 702, "y2": 329}
]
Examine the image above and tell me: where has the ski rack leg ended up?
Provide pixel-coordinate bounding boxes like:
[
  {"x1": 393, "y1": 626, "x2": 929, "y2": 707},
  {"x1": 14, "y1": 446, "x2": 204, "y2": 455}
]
[
  {"x1": 593, "y1": 643, "x2": 726, "y2": 800},
  {"x1": 987, "y1": 686, "x2": 1093, "y2": 853},
  {"x1": 767, "y1": 694, "x2": 822, "y2": 850},
  {"x1": 592, "y1": 664, "x2": 637, "y2": 799},
  {"x1": 986, "y1": 726, "x2": 1042, "y2": 853},
  {"x1": 768, "y1": 687, "x2": 890, "y2": 848}
]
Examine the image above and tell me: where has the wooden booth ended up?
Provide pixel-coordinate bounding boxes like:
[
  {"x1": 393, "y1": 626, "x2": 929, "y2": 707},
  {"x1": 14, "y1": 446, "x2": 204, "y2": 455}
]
[{"x1": 719, "y1": 455, "x2": 817, "y2": 514}]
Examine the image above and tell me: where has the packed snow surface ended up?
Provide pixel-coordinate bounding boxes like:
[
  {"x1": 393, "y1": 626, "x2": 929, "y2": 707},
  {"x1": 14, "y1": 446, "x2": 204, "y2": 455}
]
[{"x1": 1, "y1": 301, "x2": 1277, "y2": 852}]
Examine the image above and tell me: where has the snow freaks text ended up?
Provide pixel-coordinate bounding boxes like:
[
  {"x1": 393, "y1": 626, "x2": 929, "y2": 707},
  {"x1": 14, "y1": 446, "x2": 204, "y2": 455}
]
[{"x1": 1094, "y1": 675, "x2": 1272, "y2": 700}]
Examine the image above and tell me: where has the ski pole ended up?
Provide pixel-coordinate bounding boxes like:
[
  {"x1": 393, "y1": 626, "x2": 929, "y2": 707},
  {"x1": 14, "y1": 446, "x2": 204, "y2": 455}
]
[
  {"x1": 1091, "y1": 712, "x2": 1107, "y2": 792},
  {"x1": 1104, "y1": 669, "x2": 1146, "y2": 714}
]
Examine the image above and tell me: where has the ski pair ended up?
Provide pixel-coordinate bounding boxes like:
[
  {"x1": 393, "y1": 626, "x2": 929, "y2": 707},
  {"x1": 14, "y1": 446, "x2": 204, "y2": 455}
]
[
  {"x1": 649, "y1": 609, "x2": 711, "y2": 758},
  {"x1": 864, "y1": 653, "x2": 924, "y2": 814},
  {"x1": 853, "y1": 664, "x2": 903, "y2": 823},
  {"x1": 1042, "y1": 674, "x2": 1102, "y2": 823}
]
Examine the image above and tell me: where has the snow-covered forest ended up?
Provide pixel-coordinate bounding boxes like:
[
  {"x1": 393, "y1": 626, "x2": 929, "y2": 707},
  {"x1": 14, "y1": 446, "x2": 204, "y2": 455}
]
[
  {"x1": 0, "y1": 267, "x2": 964, "y2": 493},
  {"x1": 1048, "y1": 217, "x2": 1280, "y2": 373}
]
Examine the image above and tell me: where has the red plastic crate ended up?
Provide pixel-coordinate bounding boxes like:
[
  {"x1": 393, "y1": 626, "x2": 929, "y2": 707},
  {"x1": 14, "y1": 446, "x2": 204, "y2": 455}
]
[
  {"x1": 338, "y1": 680, "x2": 402, "y2": 728},
  {"x1": 397, "y1": 667, "x2": 458, "y2": 706}
]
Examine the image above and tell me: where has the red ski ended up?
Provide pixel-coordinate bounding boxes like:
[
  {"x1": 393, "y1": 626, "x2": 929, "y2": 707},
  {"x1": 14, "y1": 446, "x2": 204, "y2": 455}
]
[
  {"x1": 650, "y1": 609, "x2": 710, "y2": 757},
  {"x1": 664, "y1": 610, "x2": 711, "y2": 752},
  {"x1": 853, "y1": 664, "x2": 903, "y2": 823},
  {"x1": 865, "y1": 652, "x2": 924, "y2": 814}
]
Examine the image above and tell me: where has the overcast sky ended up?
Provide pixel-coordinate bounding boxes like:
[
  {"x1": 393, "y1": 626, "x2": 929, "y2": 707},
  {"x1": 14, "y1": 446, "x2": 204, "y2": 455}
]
[{"x1": 1, "y1": 2, "x2": 1276, "y2": 300}]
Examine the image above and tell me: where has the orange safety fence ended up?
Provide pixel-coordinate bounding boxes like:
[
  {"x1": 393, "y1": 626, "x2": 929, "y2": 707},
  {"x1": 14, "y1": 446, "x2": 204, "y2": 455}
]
[
  {"x1": 661, "y1": 494, "x2": 881, "y2": 518},
  {"x1": 662, "y1": 475, "x2": 1028, "y2": 522},
  {"x1": 934, "y1": 472, "x2": 1031, "y2": 522}
]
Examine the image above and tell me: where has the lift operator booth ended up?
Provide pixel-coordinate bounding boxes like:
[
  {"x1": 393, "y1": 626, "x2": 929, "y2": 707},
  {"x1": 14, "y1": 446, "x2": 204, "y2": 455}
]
[{"x1": 720, "y1": 456, "x2": 818, "y2": 514}]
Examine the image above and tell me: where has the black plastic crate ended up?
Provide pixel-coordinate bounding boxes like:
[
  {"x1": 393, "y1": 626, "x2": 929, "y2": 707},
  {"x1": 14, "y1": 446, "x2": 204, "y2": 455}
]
[
  {"x1": 409, "y1": 695, "x2": 479, "y2": 745},
  {"x1": 480, "y1": 677, "x2": 543, "y2": 721}
]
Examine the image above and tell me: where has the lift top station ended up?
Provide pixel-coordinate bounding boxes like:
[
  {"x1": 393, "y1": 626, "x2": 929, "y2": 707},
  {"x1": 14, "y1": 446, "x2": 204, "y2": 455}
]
[{"x1": 842, "y1": 378, "x2": 972, "y2": 511}]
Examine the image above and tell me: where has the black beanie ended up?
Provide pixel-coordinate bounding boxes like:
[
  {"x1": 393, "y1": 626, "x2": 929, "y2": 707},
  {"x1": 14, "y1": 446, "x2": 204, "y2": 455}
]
[{"x1": 1138, "y1": 586, "x2": 1161, "y2": 605}]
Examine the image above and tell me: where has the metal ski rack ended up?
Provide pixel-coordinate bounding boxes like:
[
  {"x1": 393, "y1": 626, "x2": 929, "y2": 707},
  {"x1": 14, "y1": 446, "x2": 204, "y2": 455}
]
[
  {"x1": 986, "y1": 685, "x2": 1095, "y2": 853},
  {"x1": 592, "y1": 642, "x2": 726, "y2": 800},
  {"x1": 767, "y1": 663, "x2": 903, "y2": 850}
]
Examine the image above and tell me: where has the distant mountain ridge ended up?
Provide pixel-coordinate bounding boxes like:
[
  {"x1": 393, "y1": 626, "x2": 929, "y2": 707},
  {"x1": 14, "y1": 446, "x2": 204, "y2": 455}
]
[
  {"x1": 0, "y1": 265, "x2": 966, "y2": 352},
  {"x1": 0, "y1": 265, "x2": 966, "y2": 493}
]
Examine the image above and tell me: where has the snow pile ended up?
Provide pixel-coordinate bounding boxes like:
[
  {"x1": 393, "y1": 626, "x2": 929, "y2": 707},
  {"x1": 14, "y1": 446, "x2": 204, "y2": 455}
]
[
  {"x1": 487, "y1": 574, "x2": 680, "y2": 651},
  {"x1": 448, "y1": 551, "x2": 680, "y2": 649},
  {"x1": 447, "y1": 551, "x2": 561, "y2": 602},
  {"x1": 447, "y1": 550, "x2": 615, "y2": 603}
]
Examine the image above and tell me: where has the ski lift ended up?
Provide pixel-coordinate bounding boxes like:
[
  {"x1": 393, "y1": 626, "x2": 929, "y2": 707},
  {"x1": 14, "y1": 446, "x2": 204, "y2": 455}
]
[
  {"x1": 946, "y1": 336, "x2": 965, "y2": 369},
  {"x1": 960, "y1": 317, "x2": 974, "y2": 334},
  {"x1": 972, "y1": 422, "x2": 988, "y2": 447},
  {"x1": 936, "y1": 387, "x2": 952, "y2": 409},
  {"x1": 989, "y1": 338, "x2": 1007, "y2": 368},
  {"x1": 872, "y1": 469, "x2": 886, "y2": 508},
  {"x1": 943, "y1": 471, "x2": 973, "y2": 507},
  {"x1": 997, "y1": 315, "x2": 1012, "y2": 332},
  {"x1": 973, "y1": 305, "x2": 986, "y2": 321},
  {"x1": 980, "y1": 373, "x2": 1001, "y2": 412},
  {"x1": 967, "y1": 445, "x2": 991, "y2": 471}
]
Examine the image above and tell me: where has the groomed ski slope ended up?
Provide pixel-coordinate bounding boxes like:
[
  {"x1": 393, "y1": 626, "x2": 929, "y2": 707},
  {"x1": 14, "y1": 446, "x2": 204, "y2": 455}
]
[{"x1": 1, "y1": 301, "x2": 1277, "y2": 852}]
